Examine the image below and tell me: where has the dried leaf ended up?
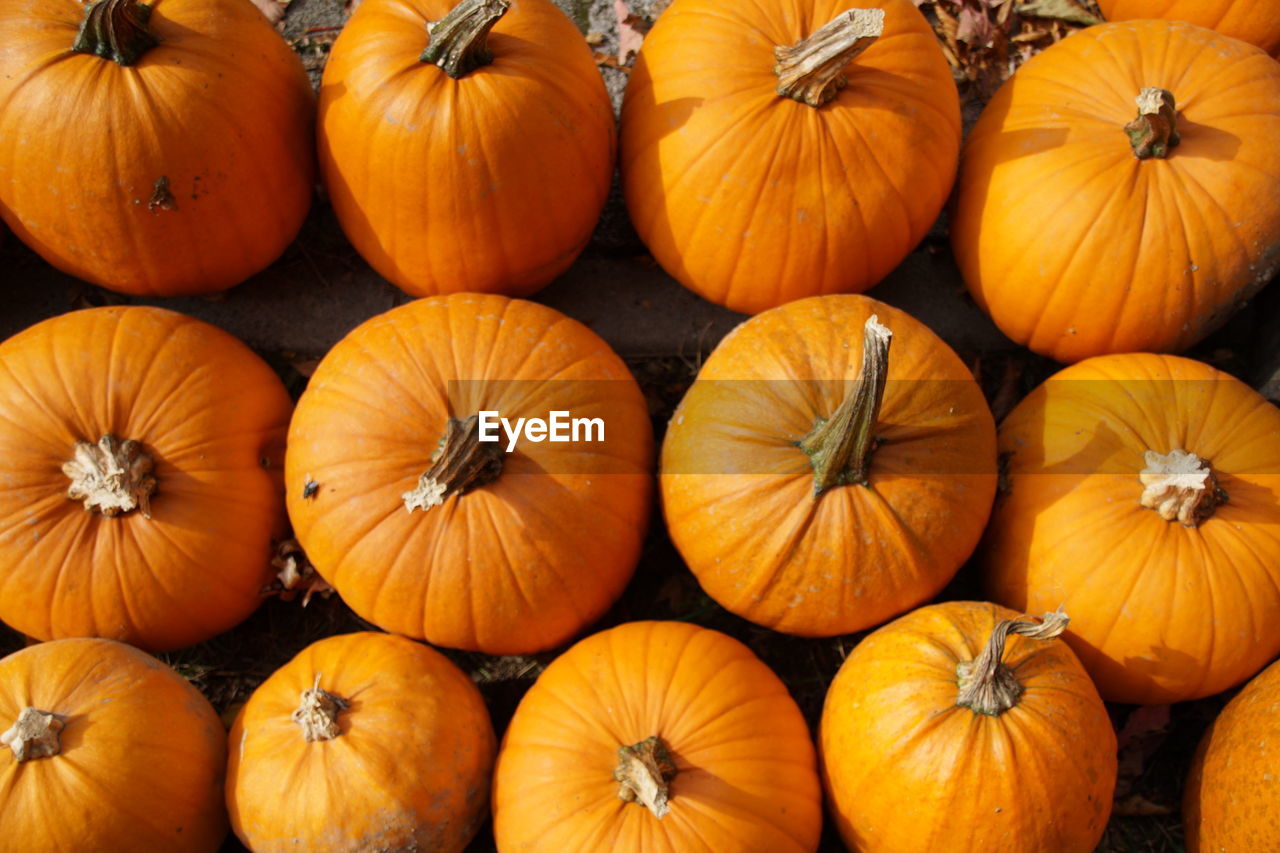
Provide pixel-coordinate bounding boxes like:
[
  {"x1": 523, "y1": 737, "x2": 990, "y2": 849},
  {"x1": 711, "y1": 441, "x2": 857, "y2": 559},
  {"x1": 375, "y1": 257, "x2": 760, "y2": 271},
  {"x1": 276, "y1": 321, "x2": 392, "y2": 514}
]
[
  {"x1": 249, "y1": 0, "x2": 288, "y2": 25},
  {"x1": 264, "y1": 540, "x2": 334, "y2": 606},
  {"x1": 291, "y1": 358, "x2": 321, "y2": 378},
  {"x1": 956, "y1": 4, "x2": 996, "y2": 46},
  {"x1": 615, "y1": 0, "x2": 646, "y2": 65},
  {"x1": 1018, "y1": 0, "x2": 1101, "y2": 26},
  {"x1": 1113, "y1": 793, "x2": 1175, "y2": 817},
  {"x1": 1117, "y1": 704, "x2": 1171, "y2": 753}
]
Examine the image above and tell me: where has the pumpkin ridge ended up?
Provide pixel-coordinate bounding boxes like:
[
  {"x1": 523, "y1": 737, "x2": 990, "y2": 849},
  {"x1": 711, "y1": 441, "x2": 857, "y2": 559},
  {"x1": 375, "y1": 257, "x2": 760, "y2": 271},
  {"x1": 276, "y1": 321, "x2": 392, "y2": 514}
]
[{"x1": 1020, "y1": 154, "x2": 1151, "y2": 347}]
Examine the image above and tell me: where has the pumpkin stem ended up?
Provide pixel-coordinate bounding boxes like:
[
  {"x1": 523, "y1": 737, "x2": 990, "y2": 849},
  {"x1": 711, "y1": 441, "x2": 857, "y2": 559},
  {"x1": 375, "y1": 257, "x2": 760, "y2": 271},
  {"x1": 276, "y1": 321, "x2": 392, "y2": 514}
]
[
  {"x1": 798, "y1": 315, "x2": 892, "y2": 495},
  {"x1": 1, "y1": 707, "x2": 64, "y2": 762},
  {"x1": 956, "y1": 610, "x2": 1068, "y2": 716},
  {"x1": 1124, "y1": 87, "x2": 1180, "y2": 160},
  {"x1": 614, "y1": 735, "x2": 677, "y2": 819},
  {"x1": 774, "y1": 9, "x2": 885, "y2": 108},
  {"x1": 1139, "y1": 449, "x2": 1227, "y2": 528},
  {"x1": 421, "y1": 0, "x2": 510, "y2": 78},
  {"x1": 63, "y1": 435, "x2": 157, "y2": 519},
  {"x1": 402, "y1": 414, "x2": 504, "y2": 513},
  {"x1": 71, "y1": 0, "x2": 158, "y2": 67},
  {"x1": 292, "y1": 674, "x2": 348, "y2": 743}
]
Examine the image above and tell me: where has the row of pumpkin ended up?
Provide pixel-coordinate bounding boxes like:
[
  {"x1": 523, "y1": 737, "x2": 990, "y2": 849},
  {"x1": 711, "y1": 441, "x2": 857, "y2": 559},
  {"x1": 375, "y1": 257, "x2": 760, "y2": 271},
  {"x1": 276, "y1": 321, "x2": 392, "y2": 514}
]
[
  {"x1": 6, "y1": 592, "x2": 1280, "y2": 850},
  {"x1": 1, "y1": 287, "x2": 1278, "y2": 849},
  {"x1": 3, "y1": 0, "x2": 1279, "y2": 362}
]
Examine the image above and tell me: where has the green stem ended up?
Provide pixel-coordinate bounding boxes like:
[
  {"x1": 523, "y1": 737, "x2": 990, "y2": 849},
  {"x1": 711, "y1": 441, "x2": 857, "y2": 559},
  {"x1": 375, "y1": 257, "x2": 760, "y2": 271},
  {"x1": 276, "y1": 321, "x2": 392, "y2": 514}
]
[
  {"x1": 798, "y1": 315, "x2": 892, "y2": 495},
  {"x1": 421, "y1": 0, "x2": 510, "y2": 78},
  {"x1": 72, "y1": 0, "x2": 158, "y2": 67}
]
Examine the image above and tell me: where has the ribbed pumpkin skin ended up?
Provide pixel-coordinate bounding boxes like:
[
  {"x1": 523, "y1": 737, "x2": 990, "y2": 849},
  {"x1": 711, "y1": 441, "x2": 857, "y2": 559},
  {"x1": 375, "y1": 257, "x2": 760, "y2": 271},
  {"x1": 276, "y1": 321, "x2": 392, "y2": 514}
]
[
  {"x1": 1098, "y1": 0, "x2": 1280, "y2": 56},
  {"x1": 0, "y1": 307, "x2": 291, "y2": 651},
  {"x1": 0, "y1": 638, "x2": 228, "y2": 853},
  {"x1": 493, "y1": 621, "x2": 823, "y2": 852},
  {"x1": 952, "y1": 21, "x2": 1280, "y2": 363},
  {"x1": 1185, "y1": 659, "x2": 1280, "y2": 850},
  {"x1": 227, "y1": 632, "x2": 496, "y2": 853},
  {"x1": 984, "y1": 353, "x2": 1280, "y2": 704},
  {"x1": 318, "y1": 0, "x2": 614, "y2": 298},
  {"x1": 0, "y1": 0, "x2": 314, "y2": 296},
  {"x1": 820, "y1": 602, "x2": 1116, "y2": 853},
  {"x1": 660, "y1": 295, "x2": 997, "y2": 636},
  {"x1": 285, "y1": 295, "x2": 653, "y2": 654},
  {"x1": 620, "y1": 0, "x2": 960, "y2": 314}
]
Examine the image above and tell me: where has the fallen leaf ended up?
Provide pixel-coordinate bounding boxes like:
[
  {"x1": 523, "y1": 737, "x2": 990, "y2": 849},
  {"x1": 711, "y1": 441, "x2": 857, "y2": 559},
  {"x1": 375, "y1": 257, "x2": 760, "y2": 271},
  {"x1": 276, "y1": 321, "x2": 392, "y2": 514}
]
[
  {"x1": 956, "y1": 3, "x2": 996, "y2": 46},
  {"x1": 1117, "y1": 704, "x2": 1171, "y2": 752},
  {"x1": 1018, "y1": 0, "x2": 1102, "y2": 26},
  {"x1": 249, "y1": 0, "x2": 288, "y2": 25},
  {"x1": 1112, "y1": 793, "x2": 1175, "y2": 817},
  {"x1": 615, "y1": 0, "x2": 646, "y2": 65}
]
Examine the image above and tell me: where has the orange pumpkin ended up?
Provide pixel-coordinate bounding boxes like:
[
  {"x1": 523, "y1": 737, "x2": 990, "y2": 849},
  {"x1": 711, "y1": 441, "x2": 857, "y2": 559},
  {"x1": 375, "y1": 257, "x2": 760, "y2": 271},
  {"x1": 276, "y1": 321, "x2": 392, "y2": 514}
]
[
  {"x1": 620, "y1": 0, "x2": 960, "y2": 313},
  {"x1": 0, "y1": 0, "x2": 314, "y2": 296},
  {"x1": 318, "y1": 0, "x2": 614, "y2": 298},
  {"x1": 1098, "y1": 0, "x2": 1280, "y2": 56},
  {"x1": 984, "y1": 352, "x2": 1280, "y2": 704},
  {"x1": 820, "y1": 602, "x2": 1116, "y2": 852},
  {"x1": 0, "y1": 307, "x2": 292, "y2": 650},
  {"x1": 493, "y1": 620, "x2": 823, "y2": 852},
  {"x1": 0, "y1": 638, "x2": 227, "y2": 852},
  {"x1": 285, "y1": 294, "x2": 653, "y2": 654},
  {"x1": 952, "y1": 20, "x2": 1280, "y2": 362},
  {"x1": 227, "y1": 631, "x2": 496, "y2": 853},
  {"x1": 661, "y1": 295, "x2": 997, "y2": 636},
  {"x1": 1185, "y1": 657, "x2": 1280, "y2": 850}
]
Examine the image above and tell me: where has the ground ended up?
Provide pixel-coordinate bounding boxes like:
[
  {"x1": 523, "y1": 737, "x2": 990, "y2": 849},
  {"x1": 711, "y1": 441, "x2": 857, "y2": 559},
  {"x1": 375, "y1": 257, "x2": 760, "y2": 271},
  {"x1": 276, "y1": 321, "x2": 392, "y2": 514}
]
[{"x1": 4, "y1": 0, "x2": 1280, "y2": 850}]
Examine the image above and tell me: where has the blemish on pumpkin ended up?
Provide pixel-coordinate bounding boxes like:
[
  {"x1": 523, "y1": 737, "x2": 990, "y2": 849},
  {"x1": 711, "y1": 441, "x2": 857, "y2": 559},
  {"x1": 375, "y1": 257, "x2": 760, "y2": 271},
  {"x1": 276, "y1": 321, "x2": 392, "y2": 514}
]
[{"x1": 148, "y1": 176, "x2": 177, "y2": 214}]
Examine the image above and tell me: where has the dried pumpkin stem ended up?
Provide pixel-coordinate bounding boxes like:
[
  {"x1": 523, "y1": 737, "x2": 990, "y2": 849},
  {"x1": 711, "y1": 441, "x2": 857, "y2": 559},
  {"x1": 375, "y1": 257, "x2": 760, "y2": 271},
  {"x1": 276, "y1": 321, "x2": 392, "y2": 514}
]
[
  {"x1": 1139, "y1": 448, "x2": 1227, "y2": 528},
  {"x1": 402, "y1": 414, "x2": 504, "y2": 512},
  {"x1": 1, "y1": 707, "x2": 64, "y2": 762},
  {"x1": 72, "y1": 0, "x2": 158, "y2": 67},
  {"x1": 956, "y1": 610, "x2": 1068, "y2": 716},
  {"x1": 292, "y1": 674, "x2": 348, "y2": 743},
  {"x1": 615, "y1": 736, "x2": 677, "y2": 819},
  {"x1": 775, "y1": 9, "x2": 885, "y2": 108},
  {"x1": 798, "y1": 315, "x2": 892, "y2": 495},
  {"x1": 1124, "y1": 87, "x2": 1180, "y2": 160},
  {"x1": 63, "y1": 434, "x2": 157, "y2": 519},
  {"x1": 421, "y1": 0, "x2": 510, "y2": 78}
]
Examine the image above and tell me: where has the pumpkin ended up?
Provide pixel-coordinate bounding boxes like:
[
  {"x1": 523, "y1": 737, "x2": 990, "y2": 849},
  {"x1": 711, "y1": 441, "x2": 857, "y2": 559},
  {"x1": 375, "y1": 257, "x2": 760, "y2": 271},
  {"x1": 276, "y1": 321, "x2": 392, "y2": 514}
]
[
  {"x1": 318, "y1": 0, "x2": 614, "y2": 298},
  {"x1": 951, "y1": 20, "x2": 1280, "y2": 363},
  {"x1": 660, "y1": 295, "x2": 997, "y2": 636},
  {"x1": 227, "y1": 631, "x2": 495, "y2": 853},
  {"x1": 620, "y1": 0, "x2": 960, "y2": 314},
  {"x1": 285, "y1": 294, "x2": 653, "y2": 655},
  {"x1": 820, "y1": 602, "x2": 1116, "y2": 852},
  {"x1": 984, "y1": 352, "x2": 1280, "y2": 704},
  {"x1": 1185, "y1": 657, "x2": 1280, "y2": 850},
  {"x1": 0, "y1": 306, "x2": 292, "y2": 650},
  {"x1": 0, "y1": 0, "x2": 314, "y2": 296},
  {"x1": 0, "y1": 637, "x2": 227, "y2": 852},
  {"x1": 1097, "y1": 0, "x2": 1280, "y2": 57},
  {"x1": 492, "y1": 620, "x2": 823, "y2": 852}
]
